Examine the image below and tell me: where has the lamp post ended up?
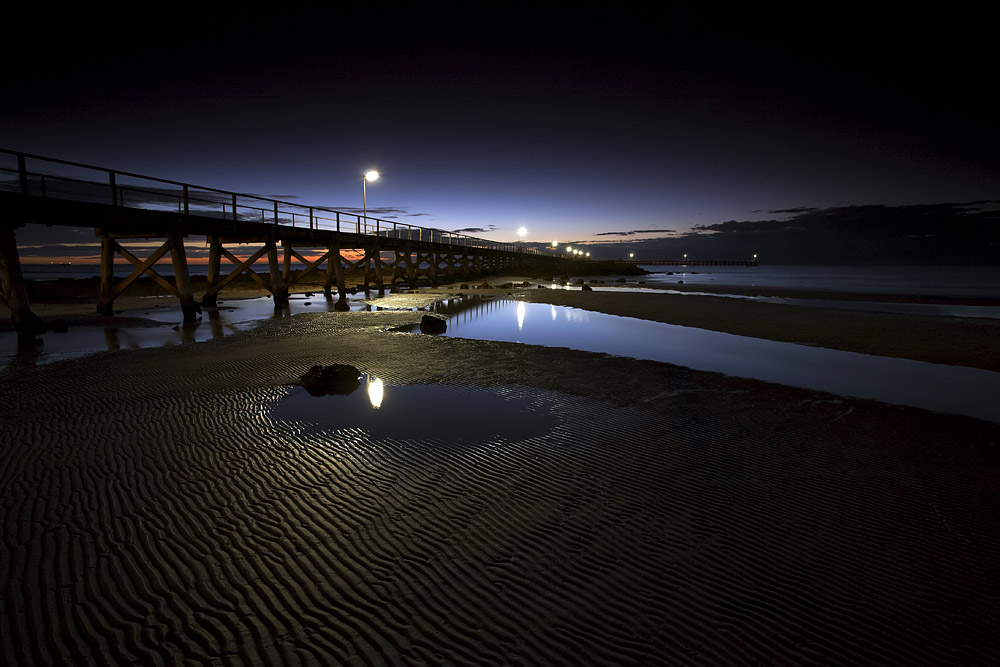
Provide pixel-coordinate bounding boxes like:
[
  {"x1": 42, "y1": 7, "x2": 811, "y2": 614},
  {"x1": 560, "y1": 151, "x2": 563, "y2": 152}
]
[
  {"x1": 363, "y1": 170, "x2": 379, "y2": 231},
  {"x1": 517, "y1": 226, "x2": 527, "y2": 246}
]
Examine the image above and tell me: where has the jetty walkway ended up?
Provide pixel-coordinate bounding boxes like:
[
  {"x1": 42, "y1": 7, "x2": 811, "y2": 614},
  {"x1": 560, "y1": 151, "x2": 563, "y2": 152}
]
[{"x1": 0, "y1": 150, "x2": 573, "y2": 346}]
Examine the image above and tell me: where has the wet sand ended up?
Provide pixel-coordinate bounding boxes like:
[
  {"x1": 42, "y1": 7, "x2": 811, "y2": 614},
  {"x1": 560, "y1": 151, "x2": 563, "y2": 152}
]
[{"x1": 2, "y1": 281, "x2": 999, "y2": 665}]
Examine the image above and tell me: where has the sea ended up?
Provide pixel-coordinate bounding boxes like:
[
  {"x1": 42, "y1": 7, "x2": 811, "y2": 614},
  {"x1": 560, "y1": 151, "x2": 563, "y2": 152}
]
[{"x1": 636, "y1": 264, "x2": 1000, "y2": 300}]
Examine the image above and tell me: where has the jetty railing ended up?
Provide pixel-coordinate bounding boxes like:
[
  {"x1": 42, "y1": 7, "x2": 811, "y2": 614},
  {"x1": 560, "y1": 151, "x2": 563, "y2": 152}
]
[{"x1": 0, "y1": 149, "x2": 548, "y2": 256}]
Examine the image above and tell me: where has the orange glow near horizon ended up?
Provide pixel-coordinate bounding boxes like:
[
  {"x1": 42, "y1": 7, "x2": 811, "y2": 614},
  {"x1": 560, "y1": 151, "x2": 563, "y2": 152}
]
[{"x1": 20, "y1": 250, "x2": 368, "y2": 266}]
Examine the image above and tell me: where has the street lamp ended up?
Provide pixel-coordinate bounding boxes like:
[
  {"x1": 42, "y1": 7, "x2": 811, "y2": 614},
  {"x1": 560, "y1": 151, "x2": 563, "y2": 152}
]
[
  {"x1": 363, "y1": 170, "x2": 379, "y2": 231},
  {"x1": 629, "y1": 252, "x2": 634, "y2": 259},
  {"x1": 517, "y1": 226, "x2": 527, "y2": 244}
]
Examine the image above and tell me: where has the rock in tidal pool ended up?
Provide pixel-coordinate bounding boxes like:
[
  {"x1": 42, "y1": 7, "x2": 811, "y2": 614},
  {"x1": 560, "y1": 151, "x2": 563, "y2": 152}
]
[
  {"x1": 300, "y1": 364, "x2": 362, "y2": 396},
  {"x1": 419, "y1": 315, "x2": 448, "y2": 334}
]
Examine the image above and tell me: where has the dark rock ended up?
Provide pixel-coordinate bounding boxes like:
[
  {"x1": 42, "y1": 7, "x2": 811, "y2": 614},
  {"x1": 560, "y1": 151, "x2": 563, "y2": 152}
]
[
  {"x1": 537, "y1": 284, "x2": 548, "y2": 289},
  {"x1": 460, "y1": 284, "x2": 469, "y2": 289},
  {"x1": 303, "y1": 302, "x2": 312, "y2": 306},
  {"x1": 678, "y1": 280, "x2": 684, "y2": 284},
  {"x1": 581, "y1": 284, "x2": 593, "y2": 291},
  {"x1": 301, "y1": 364, "x2": 361, "y2": 396},
  {"x1": 615, "y1": 277, "x2": 626, "y2": 283},
  {"x1": 420, "y1": 314, "x2": 448, "y2": 334}
]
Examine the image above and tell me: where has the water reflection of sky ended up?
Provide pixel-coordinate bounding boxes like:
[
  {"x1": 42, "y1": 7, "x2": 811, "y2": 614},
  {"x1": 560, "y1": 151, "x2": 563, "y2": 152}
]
[
  {"x1": 272, "y1": 377, "x2": 559, "y2": 442},
  {"x1": 442, "y1": 299, "x2": 1000, "y2": 424},
  {"x1": 0, "y1": 292, "x2": 383, "y2": 367}
]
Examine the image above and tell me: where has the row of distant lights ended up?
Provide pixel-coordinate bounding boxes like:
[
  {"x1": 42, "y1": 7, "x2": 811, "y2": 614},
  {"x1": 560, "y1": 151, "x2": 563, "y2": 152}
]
[{"x1": 550, "y1": 241, "x2": 590, "y2": 258}]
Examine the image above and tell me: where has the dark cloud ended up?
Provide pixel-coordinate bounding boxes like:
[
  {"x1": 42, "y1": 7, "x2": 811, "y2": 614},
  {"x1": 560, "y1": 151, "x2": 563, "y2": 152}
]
[
  {"x1": 768, "y1": 207, "x2": 820, "y2": 215},
  {"x1": 585, "y1": 202, "x2": 1000, "y2": 264},
  {"x1": 451, "y1": 226, "x2": 498, "y2": 234},
  {"x1": 594, "y1": 229, "x2": 675, "y2": 237}
]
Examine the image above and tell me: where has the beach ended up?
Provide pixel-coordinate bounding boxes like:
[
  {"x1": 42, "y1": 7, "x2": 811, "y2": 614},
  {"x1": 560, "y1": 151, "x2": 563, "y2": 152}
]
[{"x1": 2, "y1": 278, "x2": 999, "y2": 665}]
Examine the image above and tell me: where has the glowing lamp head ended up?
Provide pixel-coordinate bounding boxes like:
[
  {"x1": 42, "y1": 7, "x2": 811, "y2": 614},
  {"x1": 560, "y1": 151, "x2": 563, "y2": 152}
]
[{"x1": 364, "y1": 170, "x2": 380, "y2": 182}]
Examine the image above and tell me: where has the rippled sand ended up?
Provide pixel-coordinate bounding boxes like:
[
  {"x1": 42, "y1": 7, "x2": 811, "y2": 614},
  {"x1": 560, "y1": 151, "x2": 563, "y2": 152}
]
[{"x1": 2, "y1": 302, "x2": 999, "y2": 665}]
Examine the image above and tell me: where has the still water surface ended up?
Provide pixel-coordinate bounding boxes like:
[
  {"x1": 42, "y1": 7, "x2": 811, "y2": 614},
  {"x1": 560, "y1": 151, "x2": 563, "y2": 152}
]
[
  {"x1": 4, "y1": 290, "x2": 998, "y2": 424},
  {"x1": 273, "y1": 378, "x2": 559, "y2": 442},
  {"x1": 438, "y1": 298, "x2": 1000, "y2": 424}
]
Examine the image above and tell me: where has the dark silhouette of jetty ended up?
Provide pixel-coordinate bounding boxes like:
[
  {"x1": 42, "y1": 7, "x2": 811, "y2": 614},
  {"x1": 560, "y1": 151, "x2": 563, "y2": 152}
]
[{"x1": 0, "y1": 150, "x2": 574, "y2": 346}]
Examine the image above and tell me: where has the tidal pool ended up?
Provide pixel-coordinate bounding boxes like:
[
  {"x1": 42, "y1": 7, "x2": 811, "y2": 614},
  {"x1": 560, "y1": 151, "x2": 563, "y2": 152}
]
[
  {"x1": 272, "y1": 377, "x2": 560, "y2": 442},
  {"x1": 436, "y1": 298, "x2": 1000, "y2": 424}
]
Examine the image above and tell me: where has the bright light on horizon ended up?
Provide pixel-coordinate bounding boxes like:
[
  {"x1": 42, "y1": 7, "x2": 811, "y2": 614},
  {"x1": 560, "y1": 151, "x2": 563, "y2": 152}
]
[{"x1": 364, "y1": 170, "x2": 380, "y2": 182}]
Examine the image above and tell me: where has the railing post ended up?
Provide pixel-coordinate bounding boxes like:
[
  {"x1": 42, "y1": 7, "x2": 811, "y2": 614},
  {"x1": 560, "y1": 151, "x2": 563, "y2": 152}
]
[
  {"x1": 309, "y1": 207, "x2": 314, "y2": 230},
  {"x1": 231, "y1": 194, "x2": 238, "y2": 221},
  {"x1": 182, "y1": 185, "x2": 190, "y2": 215},
  {"x1": 109, "y1": 171, "x2": 118, "y2": 206},
  {"x1": 274, "y1": 201, "x2": 279, "y2": 225},
  {"x1": 336, "y1": 211, "x2": 340, "y2": 233}
]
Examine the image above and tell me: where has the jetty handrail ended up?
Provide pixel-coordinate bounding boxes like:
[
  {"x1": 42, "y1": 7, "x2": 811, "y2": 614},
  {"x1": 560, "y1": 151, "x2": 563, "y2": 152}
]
[{"x1": 0, "y1": 148, "x2": 555, "y2": 257}]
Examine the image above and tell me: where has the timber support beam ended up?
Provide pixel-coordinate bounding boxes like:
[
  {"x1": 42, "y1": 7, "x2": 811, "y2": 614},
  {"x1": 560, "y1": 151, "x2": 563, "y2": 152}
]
[{"x1": 0, "y1": 225, "x2": 44, "y2": 347}]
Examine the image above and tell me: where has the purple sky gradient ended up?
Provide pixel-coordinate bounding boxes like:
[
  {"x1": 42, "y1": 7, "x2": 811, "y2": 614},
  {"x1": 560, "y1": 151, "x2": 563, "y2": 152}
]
[{"x1": 3, "y1": 6, "x2": 997, "y2": 263}]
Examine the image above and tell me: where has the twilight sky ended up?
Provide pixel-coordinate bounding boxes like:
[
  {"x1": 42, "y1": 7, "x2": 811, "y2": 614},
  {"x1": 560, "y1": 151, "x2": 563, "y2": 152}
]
[{"x1": 3, "y1": 6, "x2": 998, "y2": 263}]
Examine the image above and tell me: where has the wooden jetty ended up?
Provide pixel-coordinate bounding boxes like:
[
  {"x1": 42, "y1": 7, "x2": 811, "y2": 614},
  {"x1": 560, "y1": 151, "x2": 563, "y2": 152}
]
[{"x1": 0, "y1": 150, "x2": 573, "y2": 347}]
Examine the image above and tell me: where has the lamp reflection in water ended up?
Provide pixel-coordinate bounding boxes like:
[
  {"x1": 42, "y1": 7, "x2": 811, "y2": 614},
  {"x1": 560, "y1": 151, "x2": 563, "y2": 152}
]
[
  {"x1": 516, "y1": 301, "x2": 526, "y2": 330},
  {"x1": 367, "y1": 376, "x2": 384, "y2": 409}
]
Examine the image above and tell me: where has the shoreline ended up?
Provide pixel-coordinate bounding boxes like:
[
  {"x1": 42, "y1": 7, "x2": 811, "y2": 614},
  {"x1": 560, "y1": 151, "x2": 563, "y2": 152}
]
[{"x1": 6, "y1": 274, "x2": 1000, "y2": 372}]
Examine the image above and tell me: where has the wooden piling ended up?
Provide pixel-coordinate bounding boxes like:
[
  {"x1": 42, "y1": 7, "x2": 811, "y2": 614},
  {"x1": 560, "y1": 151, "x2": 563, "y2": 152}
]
[
  {"x1": 265, "y1": 235, "x2": 288, "y2": 308},
  {"x1": 203, "y1": 237, "x2": 222, "y2": 307},
  {"x1": 168, "y1": 233, "x2": 199, "y2": 322},
  {"x1": 97, "y1": 236, "x2": 116, "y2": 316},
  {"x1": 0, "y1": 225, "x2": 44, "y2": 347}
]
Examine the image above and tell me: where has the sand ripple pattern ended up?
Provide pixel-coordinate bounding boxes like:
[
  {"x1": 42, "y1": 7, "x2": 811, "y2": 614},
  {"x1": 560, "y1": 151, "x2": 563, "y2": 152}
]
[{"x1": 2, "y1": 312, "x2": 999, "y2": 665}]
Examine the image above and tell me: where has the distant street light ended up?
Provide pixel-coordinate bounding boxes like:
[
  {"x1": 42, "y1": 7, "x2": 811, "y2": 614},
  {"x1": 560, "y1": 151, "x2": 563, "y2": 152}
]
[
  {"x1": 629, "y1": 252, "x2": 634, "y2": 259},
  {"x1": 517, "y1": 226, "x2": 528, "y2": 244},
  {"x1": 363, "y1": 170, "x2": 379, "y2": 230}
]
